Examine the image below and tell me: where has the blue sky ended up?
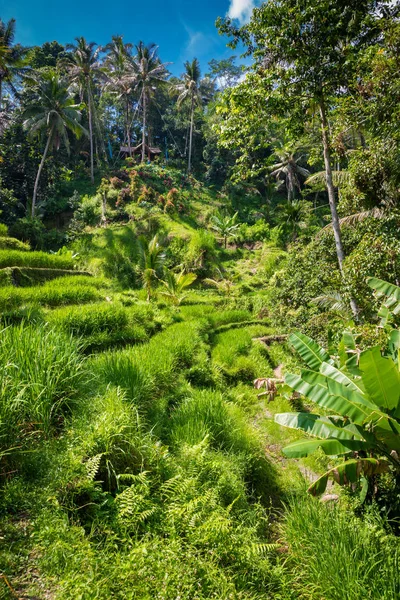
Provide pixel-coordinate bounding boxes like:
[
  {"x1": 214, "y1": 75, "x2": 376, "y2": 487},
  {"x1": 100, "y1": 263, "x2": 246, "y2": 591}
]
[{"x1": 0, "y1": 0, "x2": 258, "y2": 76}]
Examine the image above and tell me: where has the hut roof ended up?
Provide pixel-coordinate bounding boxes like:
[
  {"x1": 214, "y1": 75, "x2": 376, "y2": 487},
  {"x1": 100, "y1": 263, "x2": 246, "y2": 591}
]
[{"x1": 120, "y1": 143, "x2": 161, "y2": 155}]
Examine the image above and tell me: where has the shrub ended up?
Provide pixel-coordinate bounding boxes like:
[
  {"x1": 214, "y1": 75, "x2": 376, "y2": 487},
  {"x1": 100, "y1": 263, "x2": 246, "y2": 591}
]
[{"x1": 0, "y1": 236, "x2": 30, "y2": 251}]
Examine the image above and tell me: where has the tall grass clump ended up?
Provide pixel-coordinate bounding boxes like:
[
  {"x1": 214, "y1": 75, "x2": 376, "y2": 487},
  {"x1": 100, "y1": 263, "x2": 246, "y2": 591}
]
[
  {"x1": 93, "y1": 321, "x2": 205, "y2": 416},
  {"x1": 170, "y1": 389, "x2": 259, "y2": 455},
  {"x1": 281, "y1": 496, "x2": 400, "y2": 600},
  {"x1": 0, "y1": 249, "x2": 75, "y2": 269},
  {"x1": 0, "y1": 324, "x2": 88, "y2": 458},
  {"x1": 0, "y1": 282, "x2": 103, "y2": 311}
]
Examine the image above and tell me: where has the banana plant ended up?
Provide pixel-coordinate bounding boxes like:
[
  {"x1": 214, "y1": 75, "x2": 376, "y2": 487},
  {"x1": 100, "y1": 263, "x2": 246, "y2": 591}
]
[{"x1": 274, "y1": 327, "x2": 400, "y2": 496}]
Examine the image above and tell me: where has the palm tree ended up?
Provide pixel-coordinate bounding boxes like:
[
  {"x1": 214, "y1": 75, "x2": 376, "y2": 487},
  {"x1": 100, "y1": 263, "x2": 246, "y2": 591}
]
[
  {"x1": 0, "y1": 18, "x2": 26, "y2": 110},
  {"x1": 159, "y1": 270, "x2": 197, "y2": 305},
  {"x1": 175, "y1": 59, "x2": 202, "y2": 173},
  {"x1": 269, "y1": 142, "x2": 310, "y2": 201},
  {"x1": 276, "y1": 199, "x2": 307, "y2": 241},
  {"x1": 61, "y1": 37, "x2": 104, "y2": 183},
  {"x1": 137, "y1": 234, "x2": 165, "y2": 301},
  {"x1": 131, "y1": 42, "x2": 169, "y2": 163},
  {"x1": 23, "y1": 70, "x2": 86, "y2": 217},
  {"x1": 209, "y1": 211, "x2": 240, "y2": 248},
  {"x1": 103, "y1": 35, "x2": 136, "y2": 156}
]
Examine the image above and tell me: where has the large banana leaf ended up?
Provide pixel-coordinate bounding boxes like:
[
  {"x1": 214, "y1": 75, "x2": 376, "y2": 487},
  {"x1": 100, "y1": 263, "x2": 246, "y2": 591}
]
[
  {"x1": 288, "y1": 332, "x2": 333, "y2": 370},
  {"x1": 319, "y1": 362, "x2": 364, "y2": 394},
  {"x1": 274, "y1": 412, "x2": 365, "y2": 440},
  {"x1": 308, "y1": 458, "x2": 390, "y2": 496},
  {"x1": 285, "y1": 373, "x2": 375, "y2": 424},
  {"x1": 359, "y1": 346, "x2": 400, "y2": 412},
  {"x1": 367, "y1": 277, "x2": 400, "y2": 325},
  {"x1": 367, "y1": 277, "x2": 400, "y2": 302},
  {"x1": 281, "y1": 438, "x2": 369, "y2": 458}
]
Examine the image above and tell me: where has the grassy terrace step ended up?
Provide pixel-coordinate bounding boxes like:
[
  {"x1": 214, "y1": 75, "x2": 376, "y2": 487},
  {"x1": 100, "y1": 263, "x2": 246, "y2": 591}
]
[
  {"x1": 0, "y1": 267, "x2": 92, "y2": 287},
  {"x1": 0, "y1": 280, "x2": 104, "y2": 311},
  {"x1": 0, "y1": 249, "x2": 75, "y2": 269}
]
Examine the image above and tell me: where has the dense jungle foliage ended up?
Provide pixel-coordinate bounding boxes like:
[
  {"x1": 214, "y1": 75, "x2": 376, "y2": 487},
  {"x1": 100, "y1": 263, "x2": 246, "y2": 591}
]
[{"x1": 1, "y1": 1, "x2": 400, "y2": 598}]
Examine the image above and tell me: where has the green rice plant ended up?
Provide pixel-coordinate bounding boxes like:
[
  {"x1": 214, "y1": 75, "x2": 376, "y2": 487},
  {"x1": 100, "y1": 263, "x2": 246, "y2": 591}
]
[
  {"x1": 48, "y1": 303, "x2": 129, "y2": 335},
  {"x1": 170, "y1": 389, "x2": 260, "y2": 455},
  {"x1": 1, "y1": 267, "x2": 91, "y2": 287},
  {"x1": 45, "y1": 275, "x2": 110, "y2": 289},
  {"x1": 207, "y1": 309, "x2": 253, "y2": 329},
  {"x1": 0, "y1": 249, "x2": 75, "y2": 269},
  {"x1": 93, "y1": 321, "x2": 204, "y2": 410},
  {"x1": 0, "y1": 283, "x2": 103, "y2": 311},
  {"x1": 0, "y1": 324, "x2": 88, "y2": 457},
  {"x1": 281, "y1": 495, "x2": 400, "y2": 599}
]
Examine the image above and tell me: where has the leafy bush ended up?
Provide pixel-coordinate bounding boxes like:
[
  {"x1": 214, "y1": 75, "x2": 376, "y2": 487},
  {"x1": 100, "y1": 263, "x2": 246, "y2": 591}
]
[
  {"x1": 237, "y1": 220, "x2": 271, "y2": 243},
  {"x1": 0, "y1": 236, "x2": 30, "y2": 251}
]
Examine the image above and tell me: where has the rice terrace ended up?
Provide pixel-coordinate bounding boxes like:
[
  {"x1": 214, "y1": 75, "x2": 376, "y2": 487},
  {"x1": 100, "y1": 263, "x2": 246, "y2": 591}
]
[{"x1": 0, "y1": 0, "x2": 400, "y2": 597}]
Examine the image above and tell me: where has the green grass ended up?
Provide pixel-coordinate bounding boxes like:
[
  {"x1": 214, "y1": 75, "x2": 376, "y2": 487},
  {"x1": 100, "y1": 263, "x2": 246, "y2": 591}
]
[
  {"x1": 281, "y1": 496, "x2": 400, "y2": 599},
  {"x1": 170, "y1": 388, "x2": 260, "y2": 455},
  {"x1": 211, "y1": 326, "x2": 272, "y2": 384},
  {"x1": 0, "y1": 249, "x2": 75, "y2": 269},
  {"x1": 46, "y1": 302, "x2": 159, "y2": 351},
  {"x1": 0, "y1": 323, "x2": 88, "y2": 457},
  {"x1": 0, "y1": 266, "x2": 91, "y2": 287},
  {"x1": 0, "y1": 282, "x2": 104, "y2": 311}
]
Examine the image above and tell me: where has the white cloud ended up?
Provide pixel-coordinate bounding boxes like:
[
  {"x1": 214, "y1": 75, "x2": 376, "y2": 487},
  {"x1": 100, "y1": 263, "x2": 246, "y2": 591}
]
[
  {"x1": 179, "y1": 20, "x2": 217, "y2": 62},
  {"x1": 228, "y1": 0, "x2": 256, "y2": 24}
]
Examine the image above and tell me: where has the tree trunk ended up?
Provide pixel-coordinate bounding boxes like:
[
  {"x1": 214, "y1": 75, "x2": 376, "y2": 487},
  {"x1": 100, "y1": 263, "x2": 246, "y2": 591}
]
[
  {"x1": 141, "y1": 89, "x2": 146, "y2": 163},
  {"x1": 32, "y1": 130, "x2": 52, "y2": 218},
  {"x1": 88, "y1": 81, "x2": 94, "y2": 184},
  {"x1": 188, "y1": 92, "x2": 194, "y2": 173},
  {"x1": 0, "y1": 77, "x2": 2, "y2": 111},
  {"x1": 319, "y1": 97, "x2": 359, "y2": 319},
  {"x1": 126, "y1": 96, "x2": 131, "y2": 156}
]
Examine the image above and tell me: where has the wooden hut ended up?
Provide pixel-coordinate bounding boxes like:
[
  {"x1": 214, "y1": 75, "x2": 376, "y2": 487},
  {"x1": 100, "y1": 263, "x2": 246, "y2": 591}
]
[{"x1": 120, "y1": 142, "x2": 162, "y2": 162}]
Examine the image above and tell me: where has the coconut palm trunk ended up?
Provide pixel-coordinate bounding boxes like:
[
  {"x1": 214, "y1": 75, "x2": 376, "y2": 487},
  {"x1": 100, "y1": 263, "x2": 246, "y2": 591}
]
[
  {"x1": 32, "y1": 129, "x2": 52, "y2": 218},
  {"x1": 87, "y1": 81, "x2": 94, "y2": 183},
  {"x1": 141, "y1": 90, "x2": 146, "y2": 163},
  {"x1": 188, "y1": 92, "x2": 194, "y2": 173},
  {"x1": 319, "y1": 97, "x2": 358, "y2": 319},
  {"x1": 126, "y1": 96, "x2": 131, "y2": 156}
]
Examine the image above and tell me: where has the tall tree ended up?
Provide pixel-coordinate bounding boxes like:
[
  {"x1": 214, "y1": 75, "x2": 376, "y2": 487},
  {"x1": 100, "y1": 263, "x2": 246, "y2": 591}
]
[
  {"x1": 61, "y1": 37, "x2": 104, "y2": 183},
  {"x1": 131, "y1": 42, "x2": 168, "y2": 163},
  {"x1": 175, "y1": 58, "x2": 202, "y2": 173},
  {"x1": 103, "y1": 35, "x2": 136, "y2": 155},
  {"x1": 23, "y1": 70, "x2": 86, "y2": 217},
  {"x1": 207, "y1": 56, "x2": 243, "y2": 90},
  {"x1": 218, "y1": 0, "x2": 393, "y2": 318},
  {"x1": 0, "y1": 18, "x2": 26, "y2": 110},
  {"x1": 269, "y1": 142, "x2": 309, "y2": 201}
]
